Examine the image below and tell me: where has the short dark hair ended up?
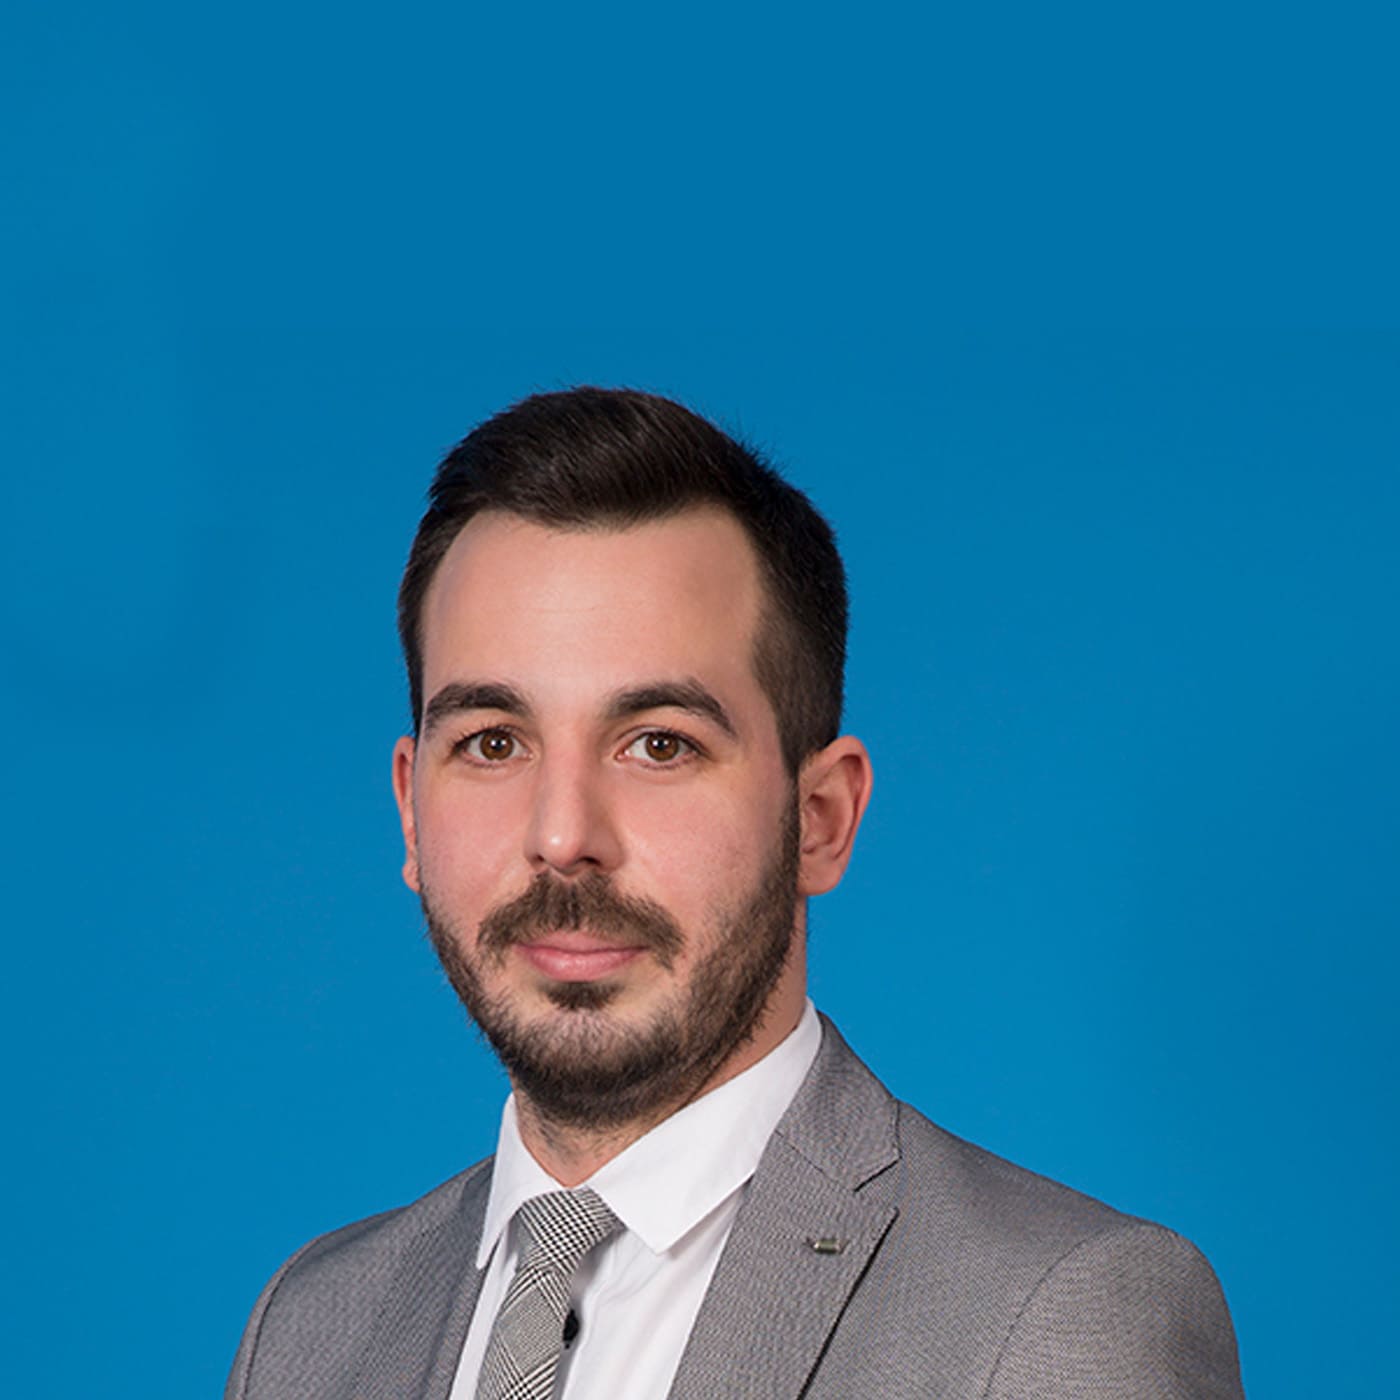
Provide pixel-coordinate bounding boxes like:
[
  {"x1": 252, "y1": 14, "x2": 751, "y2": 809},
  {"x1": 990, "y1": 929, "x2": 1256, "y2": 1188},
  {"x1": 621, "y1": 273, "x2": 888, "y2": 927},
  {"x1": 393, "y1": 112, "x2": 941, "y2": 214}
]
[{"x1": 397, "y1": 387, "x2": 848, "y2": 774}]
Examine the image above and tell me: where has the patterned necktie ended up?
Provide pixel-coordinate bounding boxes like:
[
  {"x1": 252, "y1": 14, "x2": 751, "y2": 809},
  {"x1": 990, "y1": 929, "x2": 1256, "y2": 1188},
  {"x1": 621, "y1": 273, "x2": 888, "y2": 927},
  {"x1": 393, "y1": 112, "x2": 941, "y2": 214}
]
[{"x1": 474, "y1": 1188, "x2": 623, "y2": 1400}]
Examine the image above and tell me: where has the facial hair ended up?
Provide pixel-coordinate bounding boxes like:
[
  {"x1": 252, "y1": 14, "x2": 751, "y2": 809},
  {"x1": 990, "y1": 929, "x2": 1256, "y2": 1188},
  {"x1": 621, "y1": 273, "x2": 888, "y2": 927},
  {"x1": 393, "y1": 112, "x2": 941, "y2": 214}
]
[{"x1": 422, "y1": 804, "x2": 801, "y2": 1131}]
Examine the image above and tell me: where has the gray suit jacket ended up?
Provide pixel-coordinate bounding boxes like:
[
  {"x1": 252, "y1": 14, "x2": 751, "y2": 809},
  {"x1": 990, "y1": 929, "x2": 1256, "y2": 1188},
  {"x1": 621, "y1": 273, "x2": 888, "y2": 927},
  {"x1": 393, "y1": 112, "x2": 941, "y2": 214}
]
[{"x1": 226, "y1": 1018, "x2": 1244, "y2": 1397}]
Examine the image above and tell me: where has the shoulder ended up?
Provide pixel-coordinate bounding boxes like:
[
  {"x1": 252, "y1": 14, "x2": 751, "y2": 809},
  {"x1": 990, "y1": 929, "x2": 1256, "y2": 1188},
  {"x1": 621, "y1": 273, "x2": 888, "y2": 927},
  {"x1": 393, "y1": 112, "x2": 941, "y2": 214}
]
[
  {"x1": 807, "y1": 1017, "x2": 1220, "y2": 1276},
  {"x1": 888, "y1": 1110, "x2": 1243, "y2": 1398},
  {"x1": 224, "y1": 1160, "x2": 492, "y2": 1400},
  {"x1": 980, "y1": 1211, "x2": 1244, "y2": 1399},
  {"x1": 892, "y1": 1097, "x2": 1138, "y2": 1260},
  {"x1": 256, "y1": 1157, "x2": 490, "y2": 1305},
  {"x1": 895, "y1": 1098, "x2": 1237, "y2": 1325},
  {"x1": 798, "y1": 1016, "x2": 1148, "y2": 1253},
  {"x1": 797, "y1": 1023, "x2": 1244, "y2": 1396}
]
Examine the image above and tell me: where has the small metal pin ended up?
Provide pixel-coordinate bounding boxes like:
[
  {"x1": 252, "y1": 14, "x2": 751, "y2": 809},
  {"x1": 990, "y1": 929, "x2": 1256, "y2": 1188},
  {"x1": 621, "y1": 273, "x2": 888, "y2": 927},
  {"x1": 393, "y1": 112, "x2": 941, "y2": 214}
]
[{"x1": 807, "y1": 1236, "x2": 848, "y2": 1255}]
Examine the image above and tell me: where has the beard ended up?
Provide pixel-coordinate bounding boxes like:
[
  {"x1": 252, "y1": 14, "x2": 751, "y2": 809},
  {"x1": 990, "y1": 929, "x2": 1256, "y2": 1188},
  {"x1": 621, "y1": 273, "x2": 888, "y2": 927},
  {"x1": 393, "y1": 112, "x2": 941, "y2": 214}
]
[{"x1": 422, "y1": 804, "x2": 802, "y2": 1131}]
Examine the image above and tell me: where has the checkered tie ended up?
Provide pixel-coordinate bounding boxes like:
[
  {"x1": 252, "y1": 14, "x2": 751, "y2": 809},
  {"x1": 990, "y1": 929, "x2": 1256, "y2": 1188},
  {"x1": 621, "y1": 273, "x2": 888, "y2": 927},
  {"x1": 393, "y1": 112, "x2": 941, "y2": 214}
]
[{"x1": 474, "y1": 1188, "x2": 623, "y2": 1400}]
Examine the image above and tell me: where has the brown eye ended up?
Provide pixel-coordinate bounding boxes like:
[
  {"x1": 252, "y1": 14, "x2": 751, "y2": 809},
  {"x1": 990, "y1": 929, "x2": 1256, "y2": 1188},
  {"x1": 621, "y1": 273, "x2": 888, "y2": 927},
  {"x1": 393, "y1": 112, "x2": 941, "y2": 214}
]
[
  {"x1": 466, "y1": 729, "x2": 517, "y2": 761},
  {"x1": 623, "y1": 731, "x2": 694, "y2": 764}
]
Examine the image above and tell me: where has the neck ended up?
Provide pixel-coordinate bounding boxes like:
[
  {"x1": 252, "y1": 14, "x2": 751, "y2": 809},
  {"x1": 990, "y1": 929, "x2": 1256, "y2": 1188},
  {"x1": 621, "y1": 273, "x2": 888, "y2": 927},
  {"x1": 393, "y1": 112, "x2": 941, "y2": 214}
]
[{"x1": 513, "y1": 986, "x2": 807, "y2": 1187}]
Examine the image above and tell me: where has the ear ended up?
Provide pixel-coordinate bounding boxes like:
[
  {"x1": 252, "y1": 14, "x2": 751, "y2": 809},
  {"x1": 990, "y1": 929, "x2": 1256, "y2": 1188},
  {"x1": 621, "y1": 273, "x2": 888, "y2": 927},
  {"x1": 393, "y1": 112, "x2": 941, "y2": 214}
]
[
  {"x1": 391, "y1": 735, "x2": 422, "y2": 892},
  {"x1": 796, "y1": 735, "x2": 873, "y2": 896}
]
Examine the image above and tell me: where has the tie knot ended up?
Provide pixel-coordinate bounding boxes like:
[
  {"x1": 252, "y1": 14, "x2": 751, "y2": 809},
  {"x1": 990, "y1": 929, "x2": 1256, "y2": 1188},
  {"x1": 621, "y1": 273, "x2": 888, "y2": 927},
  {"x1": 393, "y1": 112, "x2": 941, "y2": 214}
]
[{"x1": 515, "y1": 1188, "x2": 622, "y2": 1276}]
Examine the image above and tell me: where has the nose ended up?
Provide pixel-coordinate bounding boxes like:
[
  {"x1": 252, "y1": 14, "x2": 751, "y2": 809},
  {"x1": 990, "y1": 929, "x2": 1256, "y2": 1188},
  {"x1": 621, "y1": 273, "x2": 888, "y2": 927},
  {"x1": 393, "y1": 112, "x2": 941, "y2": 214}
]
[{"x1": 523, "y1": 752, "x2": 624, "y2": 877}]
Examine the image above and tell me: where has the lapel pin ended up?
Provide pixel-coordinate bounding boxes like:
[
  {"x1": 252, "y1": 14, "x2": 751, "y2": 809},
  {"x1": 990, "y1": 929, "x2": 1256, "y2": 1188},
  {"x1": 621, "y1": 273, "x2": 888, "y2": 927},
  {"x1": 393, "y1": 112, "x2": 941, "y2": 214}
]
[{"x1": 807, "y1": 1236, "x2": 849, "y2": 1255}]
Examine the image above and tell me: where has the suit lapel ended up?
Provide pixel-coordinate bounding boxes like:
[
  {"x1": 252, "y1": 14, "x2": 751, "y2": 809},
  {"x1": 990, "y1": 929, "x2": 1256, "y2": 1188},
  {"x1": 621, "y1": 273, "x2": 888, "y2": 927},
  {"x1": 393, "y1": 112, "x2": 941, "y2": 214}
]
[
  {"x1": 668, "y1": 1019, "x2": 900, "y2": 1400},
  {"x1": 343, "y1": 1161, "x2": 494, "y2": 1400}
]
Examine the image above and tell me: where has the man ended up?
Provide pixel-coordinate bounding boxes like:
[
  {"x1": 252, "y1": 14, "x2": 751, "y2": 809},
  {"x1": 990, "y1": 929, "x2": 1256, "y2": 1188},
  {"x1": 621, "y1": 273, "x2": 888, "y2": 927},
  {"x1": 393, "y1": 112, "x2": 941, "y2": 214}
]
[{"x1": 226, "y1": 388, "x2": 1244, "y2": 1398}]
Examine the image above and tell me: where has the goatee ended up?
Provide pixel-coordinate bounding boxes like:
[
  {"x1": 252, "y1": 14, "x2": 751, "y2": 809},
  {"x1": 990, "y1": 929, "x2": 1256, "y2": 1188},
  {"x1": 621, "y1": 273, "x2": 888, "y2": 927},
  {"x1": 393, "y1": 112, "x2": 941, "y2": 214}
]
[{"x1": 422, "y1": 805, "x2": 801, "y2": 1131}]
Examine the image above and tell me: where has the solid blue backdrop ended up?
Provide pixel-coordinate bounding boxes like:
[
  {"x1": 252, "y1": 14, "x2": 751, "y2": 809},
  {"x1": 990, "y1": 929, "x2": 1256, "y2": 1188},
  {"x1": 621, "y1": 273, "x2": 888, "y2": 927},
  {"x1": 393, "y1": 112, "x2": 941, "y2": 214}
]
[{"x1": 4, "y1": 5, "x2": 1397, "y2": 1398}]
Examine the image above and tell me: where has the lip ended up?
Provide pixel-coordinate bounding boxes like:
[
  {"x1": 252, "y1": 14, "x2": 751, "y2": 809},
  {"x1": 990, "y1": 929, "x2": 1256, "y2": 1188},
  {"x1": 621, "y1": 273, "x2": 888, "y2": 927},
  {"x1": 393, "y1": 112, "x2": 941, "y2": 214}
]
[{"x1": 514, "y1": 933, "x2": 647, "y2": 982}]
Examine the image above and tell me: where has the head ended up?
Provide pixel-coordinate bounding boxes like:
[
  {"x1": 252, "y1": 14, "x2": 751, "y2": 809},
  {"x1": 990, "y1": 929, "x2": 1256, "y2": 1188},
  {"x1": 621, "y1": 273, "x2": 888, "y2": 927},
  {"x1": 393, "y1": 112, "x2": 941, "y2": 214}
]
[{"x1": 392, "y1": 390, "x2": 871, "y2": 1135}]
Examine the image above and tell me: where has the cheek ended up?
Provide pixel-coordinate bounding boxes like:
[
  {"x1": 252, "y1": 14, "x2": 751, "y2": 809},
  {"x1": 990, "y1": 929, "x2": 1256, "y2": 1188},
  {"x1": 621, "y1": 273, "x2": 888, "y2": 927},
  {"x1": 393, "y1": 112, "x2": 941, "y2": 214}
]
[
  {"x1": 627, "y1": 793, "x2": 776, "y2": 907},
  {"x1": 414, "y1": 786, "x2": 521, "y2": 893}
]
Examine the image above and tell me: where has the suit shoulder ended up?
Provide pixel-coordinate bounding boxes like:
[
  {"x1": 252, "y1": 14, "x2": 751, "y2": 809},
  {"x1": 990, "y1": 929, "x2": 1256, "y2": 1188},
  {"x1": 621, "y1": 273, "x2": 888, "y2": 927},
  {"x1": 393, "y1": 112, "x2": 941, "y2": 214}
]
[
  {"x1": 891, "y1": 1099, "x2": 1139, "y2": 1252},
  {"x1": 884, "y1": 1098, "x2": 1237, "y2": 1317},
  {"x1": 225, "y1": 1159, "x2": 492, "y2": 1400},
  {"x1": 261, "y1": 1157, "x2": 490, "y2": 1302},
  {"x1": 984, "y1": 1221, "x2": 1244, "y2": 1397},
  {"x1": 878, "y1": 1103, "x2": 1242, "y2": 1395}
]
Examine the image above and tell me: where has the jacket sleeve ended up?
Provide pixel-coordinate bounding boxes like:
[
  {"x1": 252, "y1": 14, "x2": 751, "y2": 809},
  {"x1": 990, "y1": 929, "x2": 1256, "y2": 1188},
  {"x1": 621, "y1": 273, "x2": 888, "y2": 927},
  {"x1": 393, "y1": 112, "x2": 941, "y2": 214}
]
[{"x1": 984, "y1": 1224, "x2": 1245, "y2": 1399}]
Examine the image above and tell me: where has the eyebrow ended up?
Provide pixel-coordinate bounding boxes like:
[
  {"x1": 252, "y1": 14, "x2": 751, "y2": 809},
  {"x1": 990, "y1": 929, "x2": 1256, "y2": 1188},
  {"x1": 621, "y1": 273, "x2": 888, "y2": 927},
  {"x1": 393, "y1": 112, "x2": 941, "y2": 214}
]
[
  {"x1": 603, "y1": 679, "x2": 737, "y2": 739},
  {"x1": 421, "y1": 681, "x2": 533, "y2": 736},
  {"x1": 419, "y1": 676, "x2": 738, "y2": 742}
]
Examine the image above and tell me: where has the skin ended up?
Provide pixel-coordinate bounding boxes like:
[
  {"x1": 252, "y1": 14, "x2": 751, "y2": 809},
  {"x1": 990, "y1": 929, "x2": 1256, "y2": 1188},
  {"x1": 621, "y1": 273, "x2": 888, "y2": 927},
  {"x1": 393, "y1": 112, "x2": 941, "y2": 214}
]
[{"x1": 392, "y1": 507, "x2": 872, "y2": 1185}]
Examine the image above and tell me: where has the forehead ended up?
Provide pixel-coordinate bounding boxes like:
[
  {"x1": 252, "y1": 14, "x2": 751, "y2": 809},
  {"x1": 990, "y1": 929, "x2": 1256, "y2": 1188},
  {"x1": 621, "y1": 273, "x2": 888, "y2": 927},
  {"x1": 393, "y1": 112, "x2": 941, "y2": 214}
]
[{"x1": 419, "y1": 508, "x2": 767, "y2": 699}]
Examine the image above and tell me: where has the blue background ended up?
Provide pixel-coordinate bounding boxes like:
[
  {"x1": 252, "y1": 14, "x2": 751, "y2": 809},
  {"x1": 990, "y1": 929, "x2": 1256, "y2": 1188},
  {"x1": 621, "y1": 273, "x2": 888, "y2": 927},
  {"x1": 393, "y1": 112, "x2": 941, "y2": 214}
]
[{"x1": 4, "y1": 5, "x2": 1397, "y2": 1397}]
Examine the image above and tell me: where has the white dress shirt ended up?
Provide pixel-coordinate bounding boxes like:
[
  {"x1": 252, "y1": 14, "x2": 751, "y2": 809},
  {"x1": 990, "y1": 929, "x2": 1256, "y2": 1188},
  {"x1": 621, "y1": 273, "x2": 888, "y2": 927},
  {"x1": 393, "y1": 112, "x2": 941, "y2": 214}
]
[{"x1": 449, "y1": 1000, "x2": 823, "y2": 1400}]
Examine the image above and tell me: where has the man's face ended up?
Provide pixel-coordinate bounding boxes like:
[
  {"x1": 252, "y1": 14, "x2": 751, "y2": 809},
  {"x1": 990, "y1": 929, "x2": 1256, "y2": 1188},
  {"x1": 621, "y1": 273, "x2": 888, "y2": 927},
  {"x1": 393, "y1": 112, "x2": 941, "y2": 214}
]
[{"x1": 393, "y1": 508, "x2": 805, "y2": 1128}]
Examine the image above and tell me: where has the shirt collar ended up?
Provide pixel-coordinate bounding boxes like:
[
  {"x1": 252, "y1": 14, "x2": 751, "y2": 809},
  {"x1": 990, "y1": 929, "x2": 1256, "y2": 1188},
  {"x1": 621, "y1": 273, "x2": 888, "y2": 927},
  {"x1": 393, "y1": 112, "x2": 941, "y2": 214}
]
[{"x1": 476, "y1": 999, "x2": 822, "y2": 1267}]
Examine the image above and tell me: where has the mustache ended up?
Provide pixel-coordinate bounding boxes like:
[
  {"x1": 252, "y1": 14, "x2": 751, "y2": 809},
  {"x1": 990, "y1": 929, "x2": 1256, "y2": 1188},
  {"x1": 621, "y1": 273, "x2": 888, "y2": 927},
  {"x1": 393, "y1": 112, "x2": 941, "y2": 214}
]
[{"x1": 477, "y1": 871, "x2": 684, "y2": 970}]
